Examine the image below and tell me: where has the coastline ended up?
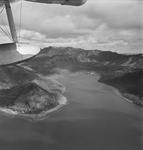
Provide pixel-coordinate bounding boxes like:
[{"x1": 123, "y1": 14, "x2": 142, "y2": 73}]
[
  {"x1": 0, "y1": 71, "x2": 68, "y2": 120},
  {"x1": 104, "y1": 83, "x2": 133, "y2": 104},
  {"x1": 74, "y1": 71, "x2": 141, "y2": 107},
  {"x1": 85, "y1": 71, "x2": 133, "y2": 104},
  {"x1": 85, "y1": 71, "x2": 143, "y2": 108},
  {"x1": 107, "y1": 85, "x2": 143, "y2": 108},
  {"x1": 0, "y1": 69, "x2": 142, "y2": 120},
  {"x1": 0, "y1": 94, "x2": 67, "y2": 120},
  {"x1": 98, "y1": 77, "x2": 143, "y2": 108}
]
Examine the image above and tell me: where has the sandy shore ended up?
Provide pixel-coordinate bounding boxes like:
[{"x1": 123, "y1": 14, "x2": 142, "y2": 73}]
[
  {"x1": 0, "y1": 95, "x2": 67, "y2": 120},
  {"x1": 0, "y1": 71, "x2": 67, "y2": 120}
]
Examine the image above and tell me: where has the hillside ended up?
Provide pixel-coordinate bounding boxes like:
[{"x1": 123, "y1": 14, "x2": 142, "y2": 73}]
[
  {"x1": 0, "y1": 46, "x2": 142, "y2": 113},
  {"x1": 0, "y1": 65, "x2": 64, "y2": 115},
  {"x1": 23, "y1": 47, "x2": 143, "y2": 107}
]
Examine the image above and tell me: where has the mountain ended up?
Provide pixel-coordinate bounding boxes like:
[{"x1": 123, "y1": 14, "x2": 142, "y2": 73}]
[
  {"x1": 25, "y1": 46, "x2": 143, "y2": 70},
  {"x1": 23, "y1": 47, "x2": 143, "y2": 107},
  {"x1": 0, "y1": 46, "x2": 142, "y2": 113}
]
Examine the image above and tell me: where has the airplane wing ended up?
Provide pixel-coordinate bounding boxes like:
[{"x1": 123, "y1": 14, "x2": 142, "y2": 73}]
[
  {"x1": 25, "y1": 0, "x2": 87, "y2": 6},
  {"x1": 0, "y1": 0, "x2": 87, "y2": 6}
]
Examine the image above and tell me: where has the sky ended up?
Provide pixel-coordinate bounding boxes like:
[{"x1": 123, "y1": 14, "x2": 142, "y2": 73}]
[{"x1": 0, "y1": 0, "x2": 143, "y2": 53}]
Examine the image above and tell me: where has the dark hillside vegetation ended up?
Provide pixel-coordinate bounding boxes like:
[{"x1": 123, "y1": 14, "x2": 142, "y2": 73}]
[
  {"x1": 23, "y1": 47, "x2": 143, "y2": 107},
  {"x1": 0, "y1": 46, "x2": 142, "y2": 109},
  {"x1": 0, "y1": 65, "x2": 62, "y2": 114}
]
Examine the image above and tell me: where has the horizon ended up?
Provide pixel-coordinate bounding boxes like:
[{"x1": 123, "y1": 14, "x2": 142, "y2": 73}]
[{"x1": 41, "y1": 45, "x2": 143, "y2": 55}]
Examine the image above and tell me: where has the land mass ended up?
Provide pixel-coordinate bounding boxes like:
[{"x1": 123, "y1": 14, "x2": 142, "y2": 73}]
[
  {"x1": 0, "y1": 65, "x2": 66, "y2": 118},
  {"x1": 0, "y1": 46, "x2": 142, "y2": 118},
  {"x1": 23, "y1": 47, "x2": 143, "y2": 107}
]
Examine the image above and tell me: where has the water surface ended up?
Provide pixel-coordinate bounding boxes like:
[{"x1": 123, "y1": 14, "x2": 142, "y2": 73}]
[{"x1": 0, "y1": 70, "x2": 142, "y2": 150}]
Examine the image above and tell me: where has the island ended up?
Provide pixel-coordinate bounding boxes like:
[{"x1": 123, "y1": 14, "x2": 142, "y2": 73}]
[{"x1": 0, "y1": 65, "x2": 67, "y2": 119}]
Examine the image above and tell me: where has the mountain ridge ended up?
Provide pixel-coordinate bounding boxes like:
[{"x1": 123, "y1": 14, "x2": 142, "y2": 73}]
[
  {"x1": 23, "y1": 46, "x2": 143, "y2": 107},
  {"x1": 0, "y1": 46, "x2": 142, "y2": 114}
]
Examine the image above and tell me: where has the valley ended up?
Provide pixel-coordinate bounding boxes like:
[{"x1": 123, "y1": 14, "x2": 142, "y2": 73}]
[{"x1": 23, "y1": 47, "x2": 143, "y2": 107}]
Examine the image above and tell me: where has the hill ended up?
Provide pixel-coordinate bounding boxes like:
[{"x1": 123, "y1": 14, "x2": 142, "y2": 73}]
[
  {"x1": 23, "y1": 47, "x2": 143, "y2": 107},
  {"x1": 0, "y1": 46, "x2": 142, "y2": 113},
  {"x1": 0, "y1": 65, "x2": 64, "y2": 115}
]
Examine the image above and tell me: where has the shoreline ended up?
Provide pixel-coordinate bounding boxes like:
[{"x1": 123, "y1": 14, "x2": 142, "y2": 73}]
[
  {"x1": 85, "y1": 71, "x2": 143, "y2": 108},
  {"x1": 0, "y1": 95, "x2": 67, "y2": 120},
  {"x1": 103, "y1": 83, "x2": 133, "y2": 104},
  {"x1": 0, "y1": 69, "x2": 142, "y2": 119},
  {"x1": 85, "y1": 71, "x2": 133, "y2": 104},
  {"x1": 0, "y1": 71, "x2": 67, "y2": 120},
  {"x1": 98, "y1": 78, "x2": 143, "y2": 108},
  {"x1": 83, "y1": 71, "x2": 133, "y2": 104}
]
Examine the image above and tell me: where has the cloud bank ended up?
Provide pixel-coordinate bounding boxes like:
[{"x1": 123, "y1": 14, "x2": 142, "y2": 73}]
[{"x1": 0, "y1": 0, "x2": 143, "y2": 53}]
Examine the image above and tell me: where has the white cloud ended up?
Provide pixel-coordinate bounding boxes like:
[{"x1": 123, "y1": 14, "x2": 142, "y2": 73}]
[{"x1": 0, "y1": 0, "x2": 142, "y2": 53}]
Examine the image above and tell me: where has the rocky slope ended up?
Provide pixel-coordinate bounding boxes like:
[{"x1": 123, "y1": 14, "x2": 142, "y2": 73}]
[
  {"x1": 0, "y1": 65, "x2": 65, "y2": 115},
  {"x1": 23, "y1": 47, "x2": 143, "y2": 107}
]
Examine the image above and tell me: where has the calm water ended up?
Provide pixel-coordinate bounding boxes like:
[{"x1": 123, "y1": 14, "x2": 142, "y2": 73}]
[{"x1": 0, "y1": 71, "x2": 143, "y2": 150}]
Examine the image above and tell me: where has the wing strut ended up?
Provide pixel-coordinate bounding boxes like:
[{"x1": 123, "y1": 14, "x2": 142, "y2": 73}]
[{"x1": 4, "y1": 0, "x2": 18, "y2": 43}]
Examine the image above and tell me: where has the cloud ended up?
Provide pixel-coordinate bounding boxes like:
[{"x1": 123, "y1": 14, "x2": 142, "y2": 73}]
[
  {"x1": 78, "y1": 0, "x2": 143, "y2": 30},
  {"x1": 0, "y1": 0, "x2": 142, "y2": 53}
]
